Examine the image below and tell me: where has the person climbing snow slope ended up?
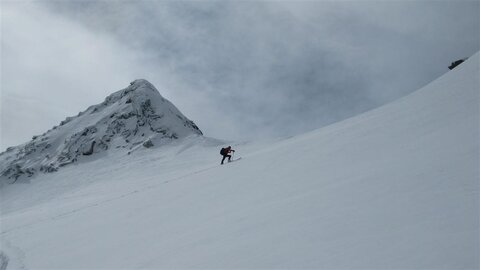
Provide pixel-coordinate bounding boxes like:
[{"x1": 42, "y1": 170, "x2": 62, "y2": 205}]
[{"x1": 220, "y1": 146, "x2": 235, "y2": 165}]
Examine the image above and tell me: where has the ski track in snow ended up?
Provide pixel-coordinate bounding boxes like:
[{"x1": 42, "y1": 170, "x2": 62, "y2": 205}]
[
  {"x1": 1, "y1": 163, "x2": 222, "y2": 237},
  {"x1": 0, "y1": 160, "x2": 225, "y2": 269}
]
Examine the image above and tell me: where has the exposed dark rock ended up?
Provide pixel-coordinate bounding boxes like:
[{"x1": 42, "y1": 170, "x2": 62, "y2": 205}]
[
  {"x1": 83, "y1": 141, "x2": 96, "y2": 156},
  {"x1": 449, "y1": 58, "x2": 468, "y2": 70},
  {"x1": 143, "y1": 139, "x2": 154, "y2": 148}
]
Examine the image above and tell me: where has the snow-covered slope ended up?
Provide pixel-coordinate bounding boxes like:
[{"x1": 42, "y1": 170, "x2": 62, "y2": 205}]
[
  {"x1": 0, "y1": 53, "x2": 478, "y2": 269},
  {"x1": 0, "y1": 79, "x2": 202, "y2": 183}
]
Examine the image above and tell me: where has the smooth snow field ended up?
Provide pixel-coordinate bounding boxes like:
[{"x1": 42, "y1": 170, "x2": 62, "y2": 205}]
[{"x1": 1, "y1": 53, "x2": 479, "y2": 269}]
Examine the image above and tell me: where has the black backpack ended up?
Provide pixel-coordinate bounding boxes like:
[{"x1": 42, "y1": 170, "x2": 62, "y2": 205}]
[{"x1": 220, "y1": 148, "x2": 226, "y2": 155}]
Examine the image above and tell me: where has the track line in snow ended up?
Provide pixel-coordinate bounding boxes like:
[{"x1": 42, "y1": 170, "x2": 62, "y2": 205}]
[{"x1": 0, "y1": 164, "x2": 220, "y2": 236}]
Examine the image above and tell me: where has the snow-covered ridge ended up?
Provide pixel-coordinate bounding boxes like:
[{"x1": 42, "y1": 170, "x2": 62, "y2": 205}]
[{"x1": 0, "y1": 79, "x2": 202, "y2": 183}]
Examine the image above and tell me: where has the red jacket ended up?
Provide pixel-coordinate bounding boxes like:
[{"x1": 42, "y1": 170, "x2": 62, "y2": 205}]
[{"x1": 222, "y1": 147, "x2": 234, "y2": 155}]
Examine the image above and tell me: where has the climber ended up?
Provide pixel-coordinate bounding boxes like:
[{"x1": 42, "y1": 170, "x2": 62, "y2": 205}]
[{"x1": 220, "y1": 146, "x2": 235, "y2": 165}]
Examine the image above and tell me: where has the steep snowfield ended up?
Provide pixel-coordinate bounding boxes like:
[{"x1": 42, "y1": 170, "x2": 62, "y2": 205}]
[{"x1": 1, "y1": 53, "x2": 478, "y2": 269}]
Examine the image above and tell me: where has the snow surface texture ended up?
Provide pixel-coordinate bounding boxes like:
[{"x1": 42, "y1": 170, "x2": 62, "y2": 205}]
[
  {"x1": 0, "y1": 79, "x2": 202, "y2": 183},
  {"x1": 0, "y1": 53, "x2": 478, "y2": 269}
]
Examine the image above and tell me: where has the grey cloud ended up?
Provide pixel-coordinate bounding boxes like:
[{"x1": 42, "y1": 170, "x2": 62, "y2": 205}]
[{"x1": 2, "y1": 0, "x2": 479, "y2": 150}]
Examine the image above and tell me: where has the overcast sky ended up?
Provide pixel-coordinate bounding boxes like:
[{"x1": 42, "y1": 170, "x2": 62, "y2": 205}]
[{"x1": 1, "y1": 0, "x2": 479, "y2": 150}]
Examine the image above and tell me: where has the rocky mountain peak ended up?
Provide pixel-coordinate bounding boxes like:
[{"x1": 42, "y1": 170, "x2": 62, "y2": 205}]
[{"x1": 0, "y1": 79, "x2": 202, "y2": 183}]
